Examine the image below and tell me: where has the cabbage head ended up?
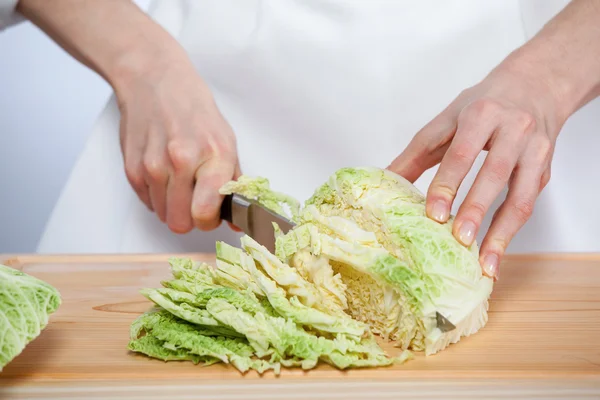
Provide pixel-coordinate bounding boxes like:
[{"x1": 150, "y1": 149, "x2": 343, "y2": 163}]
[{"x1": 225, "y1": 166, "x2": 494, "y2": 355}]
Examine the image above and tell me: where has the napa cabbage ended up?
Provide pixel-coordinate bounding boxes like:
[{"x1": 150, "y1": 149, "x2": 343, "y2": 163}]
[
  {"x1": 224, "y1": 166, "x2": 493, "y2": 355},
  {"x1": 0, "y1": 264, "x2": 61, "y2": 371}
]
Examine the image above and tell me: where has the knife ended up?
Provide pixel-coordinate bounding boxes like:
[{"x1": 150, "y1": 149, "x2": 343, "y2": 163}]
[
  {"x1": 219, "y1": 193, "x2": 456, "y2": 333},
  {"x1": 220, "y1": 193, "x2": 295, "y2": 254}
]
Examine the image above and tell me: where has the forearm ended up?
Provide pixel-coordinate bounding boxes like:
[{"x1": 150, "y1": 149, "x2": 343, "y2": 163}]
[
  {"x1": 505, "y1": 0, "x2": 600, "y2": 125},
  {"x1": 17, "y1": 0, "x2": 186, "y2": 94}
]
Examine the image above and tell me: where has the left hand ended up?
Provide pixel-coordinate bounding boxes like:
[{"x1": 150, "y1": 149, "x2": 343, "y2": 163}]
[{"x1": 387, "y1": 60, "x2": 565, "y2": 280}]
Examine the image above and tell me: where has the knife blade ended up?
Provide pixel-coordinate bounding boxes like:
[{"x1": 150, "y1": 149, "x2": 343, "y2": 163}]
[
  {"x1": 436, "y1": 311, "x2": 456, "y2": 333},
  {"x1": 219, "y1": 193, "x2": 456, "y2": 333},
  {"x1": 220, "y1": 193, "x2": 295, "y2": 253}
]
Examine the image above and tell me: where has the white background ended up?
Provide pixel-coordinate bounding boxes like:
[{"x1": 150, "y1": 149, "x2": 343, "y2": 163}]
[{"x1": 0, "y1": 0, "x2": 150, "y2": 253}]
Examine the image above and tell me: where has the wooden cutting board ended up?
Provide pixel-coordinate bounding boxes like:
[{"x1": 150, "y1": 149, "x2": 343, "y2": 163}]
[{"x1": 1, "y1": 253, "x2": 599, "y2": 399}]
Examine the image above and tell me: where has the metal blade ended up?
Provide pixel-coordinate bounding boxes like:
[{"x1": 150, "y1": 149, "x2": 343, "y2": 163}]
[
  {"x1": 247, "y1": 202, "x2": 295, "y2": 253},
  {"x1": 228, "y1": 194, "x2": 295, "y2": 253},
  {"x1": 436, "y1": 311, "x2": 456, "y2": 333}
]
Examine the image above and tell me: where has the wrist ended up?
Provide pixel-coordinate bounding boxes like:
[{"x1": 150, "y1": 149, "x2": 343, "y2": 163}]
[
  {"x1": 500, "y1": 0, "x2": 600, "y2": 128},
  {"x1": 499, "y1": 47, "x2": 573, "y2": 131},
  {"x1": 106, "y1": 31, "x2": 189, "y2": 97},
  {"x1": 107, "y1": 33, "x2": 219, "y2": 115},
  {"x1": 525, "y1": 48, "x2": 597, "y2": 117},
  {"x1": 108, "y1": 39, "x2": 217, "y2": 110},
  {"x1": 16, "y1": 0, "x2": 198, "y2": 102},
  {"x1": 484, "y1": 47, "x2": 571, "y2": 140}
]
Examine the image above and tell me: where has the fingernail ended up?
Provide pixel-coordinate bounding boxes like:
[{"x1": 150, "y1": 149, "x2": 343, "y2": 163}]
[
  {"x1": 482, "y1": 253, "x2": 499, "y2": 279},
  {"x1": 458, "y1": 220, "x2": 476, "y2": 246},
  {"x1": 430, "y1": 200, "x2": 449, "y2": 222}
]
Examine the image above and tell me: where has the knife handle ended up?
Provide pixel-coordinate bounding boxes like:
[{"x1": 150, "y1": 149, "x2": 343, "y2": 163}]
[{"x1": 220, "y1": 194, "x2": 233, "y2": 224}]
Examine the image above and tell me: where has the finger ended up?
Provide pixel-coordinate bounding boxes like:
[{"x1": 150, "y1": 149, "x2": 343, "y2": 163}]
[
  {"x1": 125, "y1": 160, "x2": 152, "y2": 211},
  {"x1": 387, "y1": 140, "x2": 452, "y2": 183},
  {"x1": 539, "y1": 167, "x2": 551, "y2": 192},
  {"x1": 192, "y1": 156, "x2": 236, "y2": 231},
  {"x1": 478, "y1": 137, "x2": 550, "y2": 279},
  {"x1": 425, "y1": 100, "x2": 501, "y2": 223},
  {"x1": 121, "y1": 119, "x2": 152, "y2": 211},
  {"x1": 538, "y1": 141, "x2": 554, "y2": 193},
  {"x1": 227, "y1": 223, "x2": 243, "y2": 232},
  {"x1": 387, "y1": 111, "x2": 457, "y2": 183},
  {"x1": 164, "y1": 141, "x2": 198, "y2": 234},
  {"x1": 233, "y1": 160, "x2": 242, "y2": 180},
  {"x1": 143, "y1": 130, "x2": 170, "y2": 222},
  {"x1": 227, "y1": 161, "x2": 244, "y2": 232},
  {"x1": 452, "y1": 120, "x2": 529, "y2": 246}
]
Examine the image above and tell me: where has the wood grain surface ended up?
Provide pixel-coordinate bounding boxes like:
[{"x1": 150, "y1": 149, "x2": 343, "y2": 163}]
[{"x1": 1, "y1": 253, "x2": 599, "y2": 399}]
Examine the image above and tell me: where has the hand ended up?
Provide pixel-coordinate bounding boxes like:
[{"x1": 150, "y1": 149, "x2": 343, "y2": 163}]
[
  {"x1": 15, "y1": 0, "x2": 243, "y2": 234},
  {"x1": 117, "y1": 52, "x2": 241, "y2": 234},
  {"x1": 387, "y1": 62, "x2": 564, "y2": 279}
]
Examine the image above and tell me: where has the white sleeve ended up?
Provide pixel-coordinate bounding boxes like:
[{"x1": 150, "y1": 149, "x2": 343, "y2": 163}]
[{"x1": 0, "y1": 0, "x2": 25, "y2": 31}]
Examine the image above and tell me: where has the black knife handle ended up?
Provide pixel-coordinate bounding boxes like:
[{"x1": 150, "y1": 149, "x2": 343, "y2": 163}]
[{"x1": 220, "y1": 194, "x2": 233, "y2": 224}]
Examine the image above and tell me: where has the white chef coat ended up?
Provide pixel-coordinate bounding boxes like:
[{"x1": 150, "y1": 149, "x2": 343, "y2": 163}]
[{"x1": 2, "y1": 0, "x2": 599, "y2": 255}]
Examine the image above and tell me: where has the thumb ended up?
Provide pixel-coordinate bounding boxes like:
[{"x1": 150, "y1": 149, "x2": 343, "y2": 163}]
[
  {"x1": 192, "y1": 156, "x2": 236, "y2": 231},
  {"x1": 233, "y1": 160, "x2": 243, "y2": 180}
]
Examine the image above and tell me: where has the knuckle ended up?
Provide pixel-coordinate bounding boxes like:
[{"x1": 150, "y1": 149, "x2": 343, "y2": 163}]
[
  {"x1": 467, "y1": 201, "x2": 487, "y2": 221},
  {"x1": 537, "y1": 134, "x2": 552, "y2": 149},
  {"x1": 199, "y1": 138, "x2": 227, "y2": 163},
  {"x1": 487, "y1": 157, "x2": 513, "y2": 184},
  {"x1": 457, "y1": 88, "x2": 472, "y2": 99},
  {"x1": 124, "y1": 164, "x2": 145, "y2": 189},
  {"x1": 193, "y1": 214, "x2": 219, "y2": 231},
  {"x1": 431, "y1": 181, "x2": 457, "y2": 199},
  {"x1": 192, "y1": 203, "x2": 217, "y2": 223},
  {"x1": 210, "y1": 135, "x2": 237, "y2": 158},
  {"x1": 463, "y1": 98, "x2": 500, "y2": 119},
  {"x1": 534, "y1": 136, "x2": 552, "y2": 163},
  {"x1": 167, "y1": 140, "x2": 197, "y2": 171},
  {"x1": 513, "y1": 110, "x2": 536, "y2": 134},
  {"x1": 168, "y1": 220, "x2": 193, "y2": 234},
  {"x1": 449, "y1": 142, "x2": 475, "y2": 165},
  {"x1": 512, "y1": 199, "x2": 535, "y2": 223},
  {"x1": 491, "y1": 236, "x2": 510, "y2": 254},
  {"x1": 542, "y1": 169, "x2": 551, "y2": 185},
  {"x1": 540, "y1": 169, "x2": 552, "y2": 191},
  {"x1": 143, "y1": 157, "x2": 167, "y2": 182}
]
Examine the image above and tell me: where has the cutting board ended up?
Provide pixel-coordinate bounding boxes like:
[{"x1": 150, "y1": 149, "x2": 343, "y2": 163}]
[{"x1": 1, "y1": 253, "x2": 599, "y2": 399}]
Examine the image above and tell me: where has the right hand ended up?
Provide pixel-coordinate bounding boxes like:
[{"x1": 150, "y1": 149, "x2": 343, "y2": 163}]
[{"x1": 115, "y1": 51, "x2": 241, "y2": 234}]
